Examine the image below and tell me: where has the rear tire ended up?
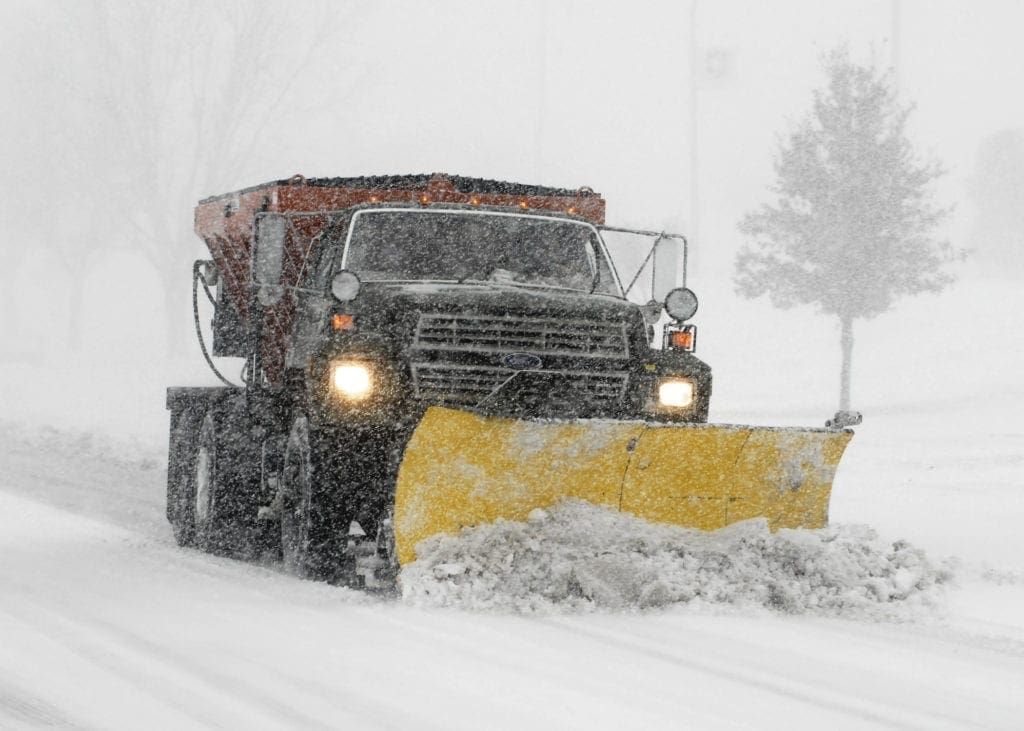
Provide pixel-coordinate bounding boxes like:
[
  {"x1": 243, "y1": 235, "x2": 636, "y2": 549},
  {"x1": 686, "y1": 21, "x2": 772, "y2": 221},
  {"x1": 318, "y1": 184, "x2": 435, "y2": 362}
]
[
  {"x1": 188, "y1": 407, "x2": 259, "y2": 557},
  {"x1": 193, "y1": 413, "x2": 219, "y2": 550},
  {"x1": 168, "y1": 401, "x2": 205, "y2": 547}
]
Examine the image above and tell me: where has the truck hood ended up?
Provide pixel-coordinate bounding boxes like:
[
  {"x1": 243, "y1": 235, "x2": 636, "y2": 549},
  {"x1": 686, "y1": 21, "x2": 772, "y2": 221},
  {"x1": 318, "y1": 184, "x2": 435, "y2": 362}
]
[{"x1": 351, "y1": 281, "x2": 644, "y2": 328}]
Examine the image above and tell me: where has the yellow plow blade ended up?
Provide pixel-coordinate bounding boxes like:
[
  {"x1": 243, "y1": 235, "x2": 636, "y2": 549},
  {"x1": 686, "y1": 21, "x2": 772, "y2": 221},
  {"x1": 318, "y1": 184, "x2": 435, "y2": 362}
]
[{"x1": 394, "y1": 407, "x2": 853, "y2": 566}]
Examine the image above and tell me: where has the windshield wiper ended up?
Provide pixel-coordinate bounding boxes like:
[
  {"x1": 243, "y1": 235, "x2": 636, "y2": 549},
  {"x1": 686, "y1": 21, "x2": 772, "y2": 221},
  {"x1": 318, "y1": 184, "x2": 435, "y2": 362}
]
[{"x1": 457, "y1": 266, "x2": 494, "y2": 284}]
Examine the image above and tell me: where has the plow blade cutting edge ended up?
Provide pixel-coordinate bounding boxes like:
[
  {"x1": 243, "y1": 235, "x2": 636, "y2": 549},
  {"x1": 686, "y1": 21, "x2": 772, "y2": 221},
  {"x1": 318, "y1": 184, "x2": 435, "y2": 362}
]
[{"x1": 393, "y1": 407, "x2": 854, "y2": 566}]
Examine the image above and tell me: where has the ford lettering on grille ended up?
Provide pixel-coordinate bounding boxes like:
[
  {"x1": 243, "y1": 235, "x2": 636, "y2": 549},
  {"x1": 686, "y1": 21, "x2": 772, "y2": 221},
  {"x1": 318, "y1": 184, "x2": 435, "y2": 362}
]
[{"x1": 502, "y1": 353, "x2": 543, "y2": 370}]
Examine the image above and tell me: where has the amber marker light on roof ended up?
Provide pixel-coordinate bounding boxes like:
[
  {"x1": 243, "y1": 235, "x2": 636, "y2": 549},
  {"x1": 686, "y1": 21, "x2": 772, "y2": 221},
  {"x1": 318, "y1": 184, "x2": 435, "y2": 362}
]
[
  {"x1": 370, "y1": 195, "x2": 379, "y2": 203},
  {"x1": 567, "y1": 206, "x2": 576, "y2": 214},
  {"x1": 419, "y1": 194, "x2": 429, "y2": 203},
  {"x1": 471, "y1": 197, "x2": 480, "y2": 206},
  {"x1": 519, "y1": 201, "x2": 529, "y2": 209}
]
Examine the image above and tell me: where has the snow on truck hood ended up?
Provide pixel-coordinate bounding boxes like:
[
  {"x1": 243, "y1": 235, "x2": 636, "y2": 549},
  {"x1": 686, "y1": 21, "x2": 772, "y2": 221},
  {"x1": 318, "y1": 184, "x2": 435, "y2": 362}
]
[{"x1": 357, "y1": 280, "x2": 640, "y2": 320}]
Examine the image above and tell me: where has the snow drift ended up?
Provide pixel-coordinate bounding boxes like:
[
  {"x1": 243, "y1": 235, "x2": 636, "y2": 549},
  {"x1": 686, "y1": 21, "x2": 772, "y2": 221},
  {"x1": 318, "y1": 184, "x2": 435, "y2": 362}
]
[{"x1": 401, "y1": 499, "x2": 950, "y2": 616}]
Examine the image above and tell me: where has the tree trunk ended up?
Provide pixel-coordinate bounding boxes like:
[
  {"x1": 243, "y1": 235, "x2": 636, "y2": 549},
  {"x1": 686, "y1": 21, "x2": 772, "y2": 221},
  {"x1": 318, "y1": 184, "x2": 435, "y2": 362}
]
[
  {"x1": 839, "y1": 315, "x2": 854, "y2": 411},
  {"x1": 0, "y1": 265, "x2": 18, "y2": 362},
  {"x1": 67, "y1": 271, "x2": 86, "y2": 353}
]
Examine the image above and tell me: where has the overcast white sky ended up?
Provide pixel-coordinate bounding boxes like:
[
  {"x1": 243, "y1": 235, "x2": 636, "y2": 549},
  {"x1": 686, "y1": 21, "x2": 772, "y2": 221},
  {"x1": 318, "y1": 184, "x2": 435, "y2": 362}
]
[{"x1": 1, "y1": 0, "x2": 1022, "y2": 357}]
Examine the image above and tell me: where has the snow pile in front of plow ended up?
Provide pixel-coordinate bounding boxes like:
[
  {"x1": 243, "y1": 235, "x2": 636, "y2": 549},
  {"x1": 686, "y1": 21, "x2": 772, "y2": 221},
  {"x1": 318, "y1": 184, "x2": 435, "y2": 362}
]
[{"x1": 401, "y1": 500, "x2": 951, "y2": 616}]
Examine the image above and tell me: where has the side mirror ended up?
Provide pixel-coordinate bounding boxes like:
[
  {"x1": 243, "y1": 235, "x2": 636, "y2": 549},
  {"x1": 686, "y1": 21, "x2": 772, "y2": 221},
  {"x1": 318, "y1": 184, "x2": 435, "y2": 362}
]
[
  {"x1": 254, "y1": 214, "x2": 287, "y2": 306},
  {"x1": 651, "y1": 236, "x2": 679, "y2": 302},
  {"x1": 664, "y1": 287, "x2": 698, "y2": 321}
]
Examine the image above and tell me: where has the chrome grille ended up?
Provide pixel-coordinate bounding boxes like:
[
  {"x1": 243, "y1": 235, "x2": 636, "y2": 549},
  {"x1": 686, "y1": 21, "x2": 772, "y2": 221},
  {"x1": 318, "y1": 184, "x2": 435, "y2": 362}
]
[
  {"x1": 411, "y1": 363, "x2": 629, "y2": 408},
  {"x1": 413, "y1": 313, "x2": 629, "y2": 359}
]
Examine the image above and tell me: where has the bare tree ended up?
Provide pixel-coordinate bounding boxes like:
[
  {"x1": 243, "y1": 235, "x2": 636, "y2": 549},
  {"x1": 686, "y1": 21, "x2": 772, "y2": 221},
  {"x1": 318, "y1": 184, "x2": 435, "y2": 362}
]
[
  {"x1": 736, "y1": 48, "x2": 959, "y2": 411},
  {"x1": 50, "y1": 0, "x2": 362, "y2": 354},
  {"x1": 1, "y1": 13, "x2": 101, "y2": 358},
  {"x1": 5, "y1": 24, "x2": 116, "y2": 353}
]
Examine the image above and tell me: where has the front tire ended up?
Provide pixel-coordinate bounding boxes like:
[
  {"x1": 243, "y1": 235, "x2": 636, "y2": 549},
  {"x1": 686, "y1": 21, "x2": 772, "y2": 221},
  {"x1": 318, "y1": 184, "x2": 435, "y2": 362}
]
[
  {"x1": 280, "y1": 416, "x2": 351, "y2": 580},
  {"x1": 281, "y1": 416, "x2": 318, "y2": 577},
  {"x1": 279, "y1": 417, "x2": 403, "y2": 584}
]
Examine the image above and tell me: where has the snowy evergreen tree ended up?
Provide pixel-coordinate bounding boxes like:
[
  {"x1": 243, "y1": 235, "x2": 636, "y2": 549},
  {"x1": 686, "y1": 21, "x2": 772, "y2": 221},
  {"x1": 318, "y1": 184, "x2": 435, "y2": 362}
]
[{"x1": 735, "y1": 48, "x2": 958, "y2": 411}]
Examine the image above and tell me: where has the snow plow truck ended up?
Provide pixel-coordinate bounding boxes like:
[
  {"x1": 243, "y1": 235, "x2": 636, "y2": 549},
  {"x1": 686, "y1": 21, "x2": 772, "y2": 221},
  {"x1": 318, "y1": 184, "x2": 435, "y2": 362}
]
[{"x1": 166, "y1": 173, "x2": 858, "y2": 588}]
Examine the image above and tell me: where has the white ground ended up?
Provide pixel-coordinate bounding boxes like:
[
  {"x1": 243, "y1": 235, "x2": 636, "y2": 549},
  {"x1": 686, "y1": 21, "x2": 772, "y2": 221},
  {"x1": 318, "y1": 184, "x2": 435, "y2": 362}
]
[{"x1": 1, "y1": 274, "x2": 1023, "y2": 728}]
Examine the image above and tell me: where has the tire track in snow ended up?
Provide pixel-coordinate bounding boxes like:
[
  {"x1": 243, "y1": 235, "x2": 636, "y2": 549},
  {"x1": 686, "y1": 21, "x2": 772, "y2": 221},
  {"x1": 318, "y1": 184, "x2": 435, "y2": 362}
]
[
  {"x1": 543, "y1": 618, "x2": 974, "y2": 729},
  {"x1": 1, "y1": 576, "x2": 333, "y2": 729},
  {"x1": 222, "y1": 652, "x2": 441, "y2": 731},
  {"x1": 369, "y1": 608, "x2": 761, "y2": 728},
  {"x1": 0, "y1": 680, "x2": 85, "y2": 729},
  {"x1": 0, "y1": 488, "x2": 332, "y2": 729},
  {"x1": 0, "y1": 488, "x2": 423, "y2": 730}
]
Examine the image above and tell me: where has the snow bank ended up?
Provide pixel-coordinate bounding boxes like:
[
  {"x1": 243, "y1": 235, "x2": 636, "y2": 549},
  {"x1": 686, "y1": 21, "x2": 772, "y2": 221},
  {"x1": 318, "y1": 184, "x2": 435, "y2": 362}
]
[
  {"x1": 0, "y1": 420, "x2": 163, "y2": 472},
  {"x1": 401, "y1": 500, "x2": 950, "y2": 616}
]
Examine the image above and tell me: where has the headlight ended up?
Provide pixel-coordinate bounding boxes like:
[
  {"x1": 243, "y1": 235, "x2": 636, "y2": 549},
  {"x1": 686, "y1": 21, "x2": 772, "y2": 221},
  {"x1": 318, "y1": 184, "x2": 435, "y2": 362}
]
[
  {"x1": 658, "y1": 378, "x2": 694, "y2": 408},
  {"x1": 331, "y1": 362, "x2": 372, "y2": 399}
]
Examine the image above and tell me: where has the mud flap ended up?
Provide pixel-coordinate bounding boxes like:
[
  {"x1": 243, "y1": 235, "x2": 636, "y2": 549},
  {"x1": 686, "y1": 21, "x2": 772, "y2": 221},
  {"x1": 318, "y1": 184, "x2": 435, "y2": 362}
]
[{"x1": 393, "y1": 407, "x2": 853, "y2": 566}]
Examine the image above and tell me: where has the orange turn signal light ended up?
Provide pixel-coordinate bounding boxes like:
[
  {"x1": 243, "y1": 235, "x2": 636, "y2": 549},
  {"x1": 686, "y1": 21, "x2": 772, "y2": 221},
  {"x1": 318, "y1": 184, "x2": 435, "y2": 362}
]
[
  {"x1": 665, "y1": 326, "x2": 697, "y2": 352},
  {"x1": 332, "y1": 314, "x2": 355, "y2": 331},
  {"x1": 670, "y1": 330, "x2": 694, "y2": 350}
]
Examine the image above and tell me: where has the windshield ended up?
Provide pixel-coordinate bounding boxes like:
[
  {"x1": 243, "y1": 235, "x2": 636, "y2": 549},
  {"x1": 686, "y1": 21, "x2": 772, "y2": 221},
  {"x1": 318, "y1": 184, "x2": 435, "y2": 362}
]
[{"x1": 340, "y1": 209, "x2": 622, "y2": 296}]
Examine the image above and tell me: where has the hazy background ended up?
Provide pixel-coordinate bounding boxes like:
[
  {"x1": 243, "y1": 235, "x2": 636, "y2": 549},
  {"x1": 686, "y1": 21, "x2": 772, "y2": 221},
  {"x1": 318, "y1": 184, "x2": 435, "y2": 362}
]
[{"x1": 1, "y1": 0, "x2": 1022, "y2": 439}]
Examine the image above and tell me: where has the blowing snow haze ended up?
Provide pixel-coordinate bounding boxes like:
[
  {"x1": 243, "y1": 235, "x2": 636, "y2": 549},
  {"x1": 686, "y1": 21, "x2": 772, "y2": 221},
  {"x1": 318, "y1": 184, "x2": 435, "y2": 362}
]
[
  {"x1": 2, "y1": 0, "x2": 1021, "y2": 374},
  {"x1": 1, "y1": 1, "x2": 1023, "y2": 728}
]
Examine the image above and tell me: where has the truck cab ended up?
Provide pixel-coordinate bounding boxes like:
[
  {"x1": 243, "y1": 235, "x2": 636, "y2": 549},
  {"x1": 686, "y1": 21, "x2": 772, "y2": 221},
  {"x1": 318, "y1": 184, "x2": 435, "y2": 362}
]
[{"x1": 281, "y1": 204, "x2": 710, "y2": 427}]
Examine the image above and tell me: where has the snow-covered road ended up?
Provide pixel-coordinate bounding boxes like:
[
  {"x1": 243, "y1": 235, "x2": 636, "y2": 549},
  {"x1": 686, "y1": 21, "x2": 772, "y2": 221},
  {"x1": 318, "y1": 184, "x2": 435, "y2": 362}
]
[
  {"x1": 2, "y1": 425, "x2": 1022, "y2": 729},
  {"x1": 1, "y1": 277, "x2": 1021, "y2": 728}
]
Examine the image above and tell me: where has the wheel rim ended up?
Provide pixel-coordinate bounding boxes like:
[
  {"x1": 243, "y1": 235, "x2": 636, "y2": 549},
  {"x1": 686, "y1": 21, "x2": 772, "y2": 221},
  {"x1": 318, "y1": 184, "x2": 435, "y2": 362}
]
[{"x1": 195, "y1": 446, "x2": 212, "y2": 524}]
